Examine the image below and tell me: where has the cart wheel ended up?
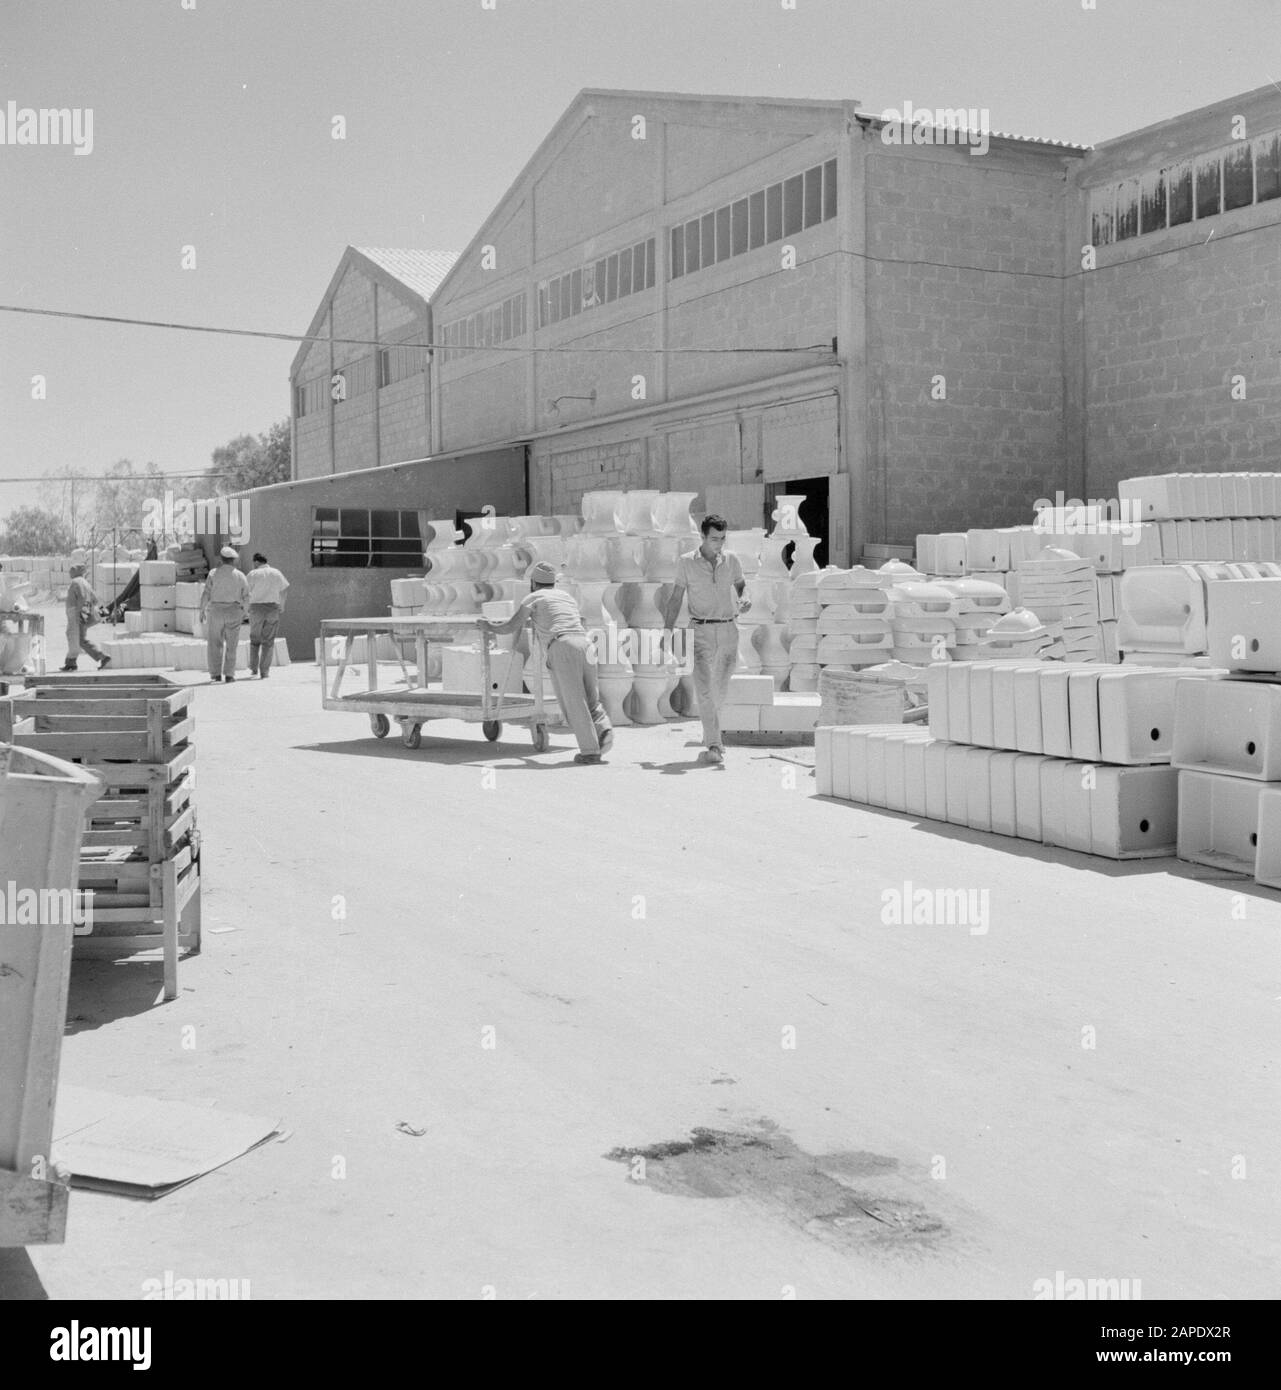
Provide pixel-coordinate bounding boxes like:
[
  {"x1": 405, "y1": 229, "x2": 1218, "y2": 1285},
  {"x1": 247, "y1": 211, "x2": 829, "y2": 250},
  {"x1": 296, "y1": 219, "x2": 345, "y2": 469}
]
[
  {"x1": 401, "y1": 722, "x2": 422, "y2": 749},
  {"x1": 370, "y1": 713, "x2": 390, "y2": 738},
  {"x1": 482, "y1": 720, "x2": 502, "y2": 741},
  {"x1": 531, "y1": 723, "x2": 550, "y2": 753}
]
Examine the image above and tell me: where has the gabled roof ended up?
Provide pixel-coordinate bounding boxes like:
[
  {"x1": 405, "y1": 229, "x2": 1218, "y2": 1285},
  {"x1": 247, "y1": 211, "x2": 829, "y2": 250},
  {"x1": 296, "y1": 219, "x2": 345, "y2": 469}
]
[
  {"x1": 291, "y1": 246, "x2": 459, "y2": 378},
  {"x1": 355, "y1": 248, "x2": 460, "y2": 300},
  {"x1": 429, "y1": 89, "x2": 862, "y2": 306},
  {"x1": 853, "y1": 110, "x2": 1089, "y2": 154}
]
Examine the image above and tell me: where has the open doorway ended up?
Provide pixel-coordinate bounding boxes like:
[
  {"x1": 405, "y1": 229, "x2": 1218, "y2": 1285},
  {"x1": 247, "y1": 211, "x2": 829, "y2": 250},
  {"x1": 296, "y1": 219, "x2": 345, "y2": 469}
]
[{"x1": 764, "y1": 478, "x2": 829, "y2": 568}]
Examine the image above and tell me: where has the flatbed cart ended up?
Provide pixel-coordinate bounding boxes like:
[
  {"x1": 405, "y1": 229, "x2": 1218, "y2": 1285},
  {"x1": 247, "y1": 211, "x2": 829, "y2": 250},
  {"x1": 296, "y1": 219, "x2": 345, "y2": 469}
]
[{"x1": 319, "y1": 615, "x2": 557, "y2": 752}]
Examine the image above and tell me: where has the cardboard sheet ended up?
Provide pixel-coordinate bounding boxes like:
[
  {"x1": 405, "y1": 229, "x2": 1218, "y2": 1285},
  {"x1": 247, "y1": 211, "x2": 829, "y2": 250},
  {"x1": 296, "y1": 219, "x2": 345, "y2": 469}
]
[{"x1": 52, "y1": 1085, "x2": 280, "y2": 1198}]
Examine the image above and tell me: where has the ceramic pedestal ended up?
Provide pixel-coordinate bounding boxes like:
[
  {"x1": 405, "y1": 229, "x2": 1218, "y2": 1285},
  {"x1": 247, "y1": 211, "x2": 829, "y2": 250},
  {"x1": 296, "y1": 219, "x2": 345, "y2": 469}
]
[
  {"x1": 607, "y1": 536, "x2": 647, "y2": 582},
  {"x1": 626, "y1": 581, "x2": 667, "y2": 632},
  {"x1": 642, "y1": 536, "x2": 683, "y2": 583},
  {"x1": 619, "y1": 490, "x2": 661, "y2": 536},
  {"x1": 757, "y1": 535, "x2": 791, "y2": 581},
  {"x1": 736, "y1": 623, "x2": 763, "y2": 673},
  {"x1": 788, "y1": 535, "x2": 820, "y2": 579},
  {"x1": 754, "y1": 623, "x2": 791, "y2": 690},
  {"x1": 726, "y1": 529, "x2": 765, "y2": 576},
  {"x1": 581, "y1": 491, "x2": 625, "y2": 535},
  {"x1": 653, "y1": 491, "x2": 699, "y2": 537},
  {"x1": 597, "y1": 668, "x2": 634, "y2": 726},
  {"x1": 770, "y1": 494, "x2": 809, "y2": 535},
  {"x1": 565, "y1": 535, "x2": 611, "y2": 580}
]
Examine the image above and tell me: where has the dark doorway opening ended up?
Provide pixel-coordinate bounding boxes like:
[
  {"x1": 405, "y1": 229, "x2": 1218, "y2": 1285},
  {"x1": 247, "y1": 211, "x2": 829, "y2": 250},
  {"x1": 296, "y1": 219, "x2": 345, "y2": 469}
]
[{"x1": 764, "y1": 478, "x2": 830, "y2": 568}]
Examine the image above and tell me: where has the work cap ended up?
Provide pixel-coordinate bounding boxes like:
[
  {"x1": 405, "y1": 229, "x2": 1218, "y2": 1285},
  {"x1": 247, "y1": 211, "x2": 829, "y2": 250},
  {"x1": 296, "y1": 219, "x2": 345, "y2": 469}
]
[
  {"x1": 528, "y1": 561, "x2": 556, "y2": 584},
  {"x1": 220, "y1": 545, "x2": 239, "y2": 560},
  {"x1": 69, "y1": 563, "x2": 86, "y2": 576}
]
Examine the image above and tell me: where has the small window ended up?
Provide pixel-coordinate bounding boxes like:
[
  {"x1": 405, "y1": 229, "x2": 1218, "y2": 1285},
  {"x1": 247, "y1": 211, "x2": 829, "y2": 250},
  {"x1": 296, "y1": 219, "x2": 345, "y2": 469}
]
[
  {"x1": 1115, "y1": 179, "x2": 1139, "y2": 240},
  {"x1": 606, "y1": 254, "x2": 618, "y2": 301},
  {"x1": 370, "y1": 509, "x2": 399, "y2": 539},
  {"x1": 548, "y1": 283, "x2": 561, "y2": 325},
  {"x1": 377, "y1": 349, "x2": 390, "y2": 387},
  {"x1": 560, "y1": 275, "x2": 573, "y2": 321},
  {"x1": 783, "y1": 174, "x2": 803, "y2": 235},
  {"x1": 1224, "y1": 142, "x2": 1253, "y2": 210},
  {"x1": 670, "y1": 228, "x2": 684, "y2": 279},
  {"x1": 1090, "y1": 200, "x2": 1113, "y2": 247},
  {"x1": 295, "y1": 385, "x2": 306, "y2": 417},
  {"x1": 766, "y1": 182, "x2": 783, "y2": 242},
  {"x1": 715, "y1": 205, "x2": 731, "y2": 262},
  {"x1": 1256, "y1": 133, "x2": 1281, "y2": 203},
  {"x1": 619, "y1": 246, "x2": 633, "y2": 297},
  {"x1": 684, "y1": 220, "x2": 699, "y2": 274},
  {"x1": 732, "y1": 198, "x2": 749, "y2": 255},
  {"x1": 1140, "y1": 171, "x2": 1166, "y2": 234},
  {"x1": 823, "y1": 158, "x2": 838, "y2": 220},
  {"x1": 646, "y1": 238, "x2": 656, "y2": 289},
  {"x1": 701, "y1": 212, "x2": 715, "y2": 268},
  {"x1": 570, "y1": 269, "x2": 582, "y2": 317},
  {"x1": 749, "y1": 190, "x2": 765, "y2": 249},
  {"x1": 803, "y1": 165, "x2": 823, "y2": 228},
  {"x1": 537, "y1": 286, "x2": 548, "y2": 327},
  {"x1": 1167, "y1": 163, "x2": 1193, "y2": 226},
  {"x1": 516, "y1": 295, "x2": 525, "y2": 335},
  {"x1": 594, "y1": 259, "x2": 607, "y2": 304},
  {"x1": 1195, "y1": 156, "x2": 1221, "y2": 219},
  {"x1": 634, "y1": 241, "x2": 648, "y2": 289},
  {"x1": 502, "y1": 298, "x2": 512, "y2": 340}
]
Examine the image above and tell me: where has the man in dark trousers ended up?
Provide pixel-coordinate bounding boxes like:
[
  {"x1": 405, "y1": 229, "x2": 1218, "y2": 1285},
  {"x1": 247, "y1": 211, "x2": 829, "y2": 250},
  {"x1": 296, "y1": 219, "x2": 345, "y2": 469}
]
[{"x1": 481, "y1": 561, "x2": 613, "y2": 764}]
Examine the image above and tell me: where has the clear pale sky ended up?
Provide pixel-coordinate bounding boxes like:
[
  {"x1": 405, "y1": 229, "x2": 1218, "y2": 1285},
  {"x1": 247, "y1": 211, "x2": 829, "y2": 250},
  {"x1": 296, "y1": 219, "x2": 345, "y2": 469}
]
[{"x1": 2, "y1": 0, "x2": 1278, "y2": 515}]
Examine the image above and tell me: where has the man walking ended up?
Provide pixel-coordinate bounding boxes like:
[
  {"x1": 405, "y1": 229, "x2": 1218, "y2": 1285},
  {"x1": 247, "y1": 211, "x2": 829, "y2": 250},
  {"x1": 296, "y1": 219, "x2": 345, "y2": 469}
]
[
  {"x1": 246, "y1": 552, "x2": 289, "y2": 678},
  {"x1": 200, "y1": 545, "x2": 250, "y2": 683},
  {"x1": 61, "y1": 563, "x2": 110, "y2": 672},
  {"x1": 481, "y1": 561, "x2": 613, "y2": 764},
  {"x1": 660, "y1": 513, "x2": 750, "y2": 765}
]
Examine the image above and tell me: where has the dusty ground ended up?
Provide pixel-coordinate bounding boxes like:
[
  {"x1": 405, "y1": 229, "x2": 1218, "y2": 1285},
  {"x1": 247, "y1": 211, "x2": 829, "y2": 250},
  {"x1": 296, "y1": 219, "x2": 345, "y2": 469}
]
[{"x1": 4, "y1": 605, "x2": 1279, "y2": 1299}]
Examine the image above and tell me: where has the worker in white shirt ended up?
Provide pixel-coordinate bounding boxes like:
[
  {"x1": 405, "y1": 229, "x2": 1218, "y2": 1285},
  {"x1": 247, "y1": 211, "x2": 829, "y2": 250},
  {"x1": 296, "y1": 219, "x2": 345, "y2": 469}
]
[
  {"x1": 200, "y1": 545, "x2": 250, "y2": 682},
  {"x1": 246, "y1": 552, "x2": 290, "y2": 678}
]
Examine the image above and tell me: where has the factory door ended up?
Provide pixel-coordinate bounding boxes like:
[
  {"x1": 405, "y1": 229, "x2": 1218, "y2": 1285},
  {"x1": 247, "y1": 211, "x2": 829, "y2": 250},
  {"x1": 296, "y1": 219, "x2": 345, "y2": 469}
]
[
  {"x1": 765, "y1": 479, "x2": 829, "y2": 568},
  {"x1": 703, "y1": 485, "x2": 765, "y2": 530}
]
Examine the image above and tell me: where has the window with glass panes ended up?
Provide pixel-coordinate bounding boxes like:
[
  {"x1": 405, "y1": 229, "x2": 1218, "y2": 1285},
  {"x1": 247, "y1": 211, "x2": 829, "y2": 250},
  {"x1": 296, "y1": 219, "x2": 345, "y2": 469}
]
[
  {"x1": 537, "y1": 237, "x2": 655, "y2": 328},
  {"x1": 440, "y1": 292, "x2": 526, "y2": 365},
  {"x1": 310, "y1": 508, "x2": 424, "y2": 568},
  {"x1": 669, "y1": 160, "x2": 838, "y2": 280},
  {"x1": 1088, "y1": 129, "x2": 1281, "y2": 246}
]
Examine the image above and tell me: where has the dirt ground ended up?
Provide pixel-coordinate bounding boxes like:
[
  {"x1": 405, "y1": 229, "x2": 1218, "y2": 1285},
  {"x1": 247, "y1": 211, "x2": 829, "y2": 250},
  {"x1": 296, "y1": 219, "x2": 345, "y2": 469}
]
[{"x1": 4, "y1": 605, "x2": 1279, "y2": 1299}]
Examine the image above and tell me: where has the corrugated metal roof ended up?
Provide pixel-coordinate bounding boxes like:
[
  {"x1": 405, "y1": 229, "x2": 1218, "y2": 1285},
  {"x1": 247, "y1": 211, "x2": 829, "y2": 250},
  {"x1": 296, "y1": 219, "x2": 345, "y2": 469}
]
[
  {"x1": 855, "y1": 111, "x2": 1090, "y2": 152},
  {"x1": 355, "y1": 248, "x2": 460, "y2": 300}
]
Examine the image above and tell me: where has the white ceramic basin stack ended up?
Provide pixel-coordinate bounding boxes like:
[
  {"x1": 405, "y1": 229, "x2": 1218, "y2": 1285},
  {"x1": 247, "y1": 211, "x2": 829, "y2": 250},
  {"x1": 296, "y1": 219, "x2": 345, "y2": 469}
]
[
  {"x1": 815, "y1": 567, "x2": 892, "y2": 675},
  {"x1": 1013, "y1": 547, "x2": 1101, "y2": 660}
]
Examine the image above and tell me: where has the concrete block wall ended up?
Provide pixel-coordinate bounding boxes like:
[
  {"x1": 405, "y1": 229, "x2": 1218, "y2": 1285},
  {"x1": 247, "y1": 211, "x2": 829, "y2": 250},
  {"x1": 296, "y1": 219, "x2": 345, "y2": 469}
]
[
  {"x1": 378, "y1": 375, "x2": 428, "y2": 466},
  {"x1": 535, "y1": 438, "x2": 647, "y2": 515},
  {"x1": 1076, "y1": 87, "x2": 1281, "y2": 498},
  {"x1": 865, "y1": 142, "x2": 1068, "y2": 543}
]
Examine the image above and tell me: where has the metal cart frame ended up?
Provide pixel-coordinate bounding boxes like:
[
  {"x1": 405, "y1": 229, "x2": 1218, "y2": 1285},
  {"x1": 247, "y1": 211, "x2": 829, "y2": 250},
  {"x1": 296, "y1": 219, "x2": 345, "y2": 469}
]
[{"x1": 319, "y1": 615, "x2": 557, "y2": 751}]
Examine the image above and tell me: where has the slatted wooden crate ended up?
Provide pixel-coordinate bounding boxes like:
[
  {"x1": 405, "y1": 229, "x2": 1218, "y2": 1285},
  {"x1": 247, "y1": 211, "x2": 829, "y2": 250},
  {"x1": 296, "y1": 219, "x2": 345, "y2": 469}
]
[{"x1": 0, "y1": 675, "x2": 201, "y2": 1000}]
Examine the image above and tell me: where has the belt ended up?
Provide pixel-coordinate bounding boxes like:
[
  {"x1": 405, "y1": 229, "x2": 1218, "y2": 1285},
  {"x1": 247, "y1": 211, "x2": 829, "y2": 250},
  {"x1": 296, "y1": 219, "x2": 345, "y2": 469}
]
[{"x1": 690, "y1": 617, "x2": 735, "y2": 624}]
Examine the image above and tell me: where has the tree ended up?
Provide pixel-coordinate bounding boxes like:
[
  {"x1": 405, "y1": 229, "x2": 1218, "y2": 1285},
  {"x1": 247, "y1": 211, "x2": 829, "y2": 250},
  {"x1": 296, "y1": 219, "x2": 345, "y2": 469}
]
[
  {"x1": 88, "y1": 459, "x2": 169, "y2": 540},
  {"x1": 1, "y1": 506, "x2": 75, "y2": 555},
  {"x1": 208, "y1": 419, "x2": 291, "y2": 494}
]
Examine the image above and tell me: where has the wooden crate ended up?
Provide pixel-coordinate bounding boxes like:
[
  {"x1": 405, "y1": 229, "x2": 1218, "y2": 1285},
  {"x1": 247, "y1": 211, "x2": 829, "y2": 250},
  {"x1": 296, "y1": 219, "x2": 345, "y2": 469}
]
[
  {"x1": 0, "y1": 675, "x2": 193, "y2": 765},
  {"x1": 1, "y1": 678, "x2": 201, "y2": 1001}
]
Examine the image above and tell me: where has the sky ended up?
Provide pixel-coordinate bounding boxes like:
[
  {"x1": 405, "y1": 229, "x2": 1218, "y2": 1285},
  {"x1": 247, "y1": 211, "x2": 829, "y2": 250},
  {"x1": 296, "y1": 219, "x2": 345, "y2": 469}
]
[{"x1": 2, "y1": 0, "x2": 1279, "y2": 519}]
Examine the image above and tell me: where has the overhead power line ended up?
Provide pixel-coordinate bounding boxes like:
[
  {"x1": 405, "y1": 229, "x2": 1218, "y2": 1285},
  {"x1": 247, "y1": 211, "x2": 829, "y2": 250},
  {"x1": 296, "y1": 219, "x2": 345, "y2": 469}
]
[{"x1": 0, "y1": 303, "x2": 831, "y2": 356}]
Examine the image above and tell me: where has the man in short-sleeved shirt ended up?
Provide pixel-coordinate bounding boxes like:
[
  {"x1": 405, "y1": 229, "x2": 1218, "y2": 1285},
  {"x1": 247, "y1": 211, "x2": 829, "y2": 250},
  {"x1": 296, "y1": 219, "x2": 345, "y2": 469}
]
[
  {"x1": 246, "y1": 552, "x2": 290, "y2": 679},
  {"x1": 200, "y1": 545, "x2": 250, "y2": 682},
  {"x1": 661, "y1": 514, "x2": 750, "y2": 764}
]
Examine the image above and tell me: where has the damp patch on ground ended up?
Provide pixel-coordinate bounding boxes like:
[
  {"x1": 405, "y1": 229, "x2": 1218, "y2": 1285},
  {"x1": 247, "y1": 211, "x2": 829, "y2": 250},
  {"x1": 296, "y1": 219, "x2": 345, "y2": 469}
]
[{"x1": 605, "y1": 1120, "x2": 947, "y2": 1255}]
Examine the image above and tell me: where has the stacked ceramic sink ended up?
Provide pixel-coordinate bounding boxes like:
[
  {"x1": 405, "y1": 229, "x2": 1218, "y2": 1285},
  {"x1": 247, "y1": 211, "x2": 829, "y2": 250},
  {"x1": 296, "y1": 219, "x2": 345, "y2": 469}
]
[
  {"x1": 1118, "y1": 561, "x2": 1281, "y2": 668},
  {"x1": 1014, "y1": 548, "x2": 1102, "y2": 660},
  {"x1": 816, "y1": 659, "x2": 1221, "y2": 859},
  {"x1": 1174, "y1": 575, "x2": 1281, "y2": 889},
  {"x1": 1119, "y1": 472, "x2": 1281, "y2": 562}
]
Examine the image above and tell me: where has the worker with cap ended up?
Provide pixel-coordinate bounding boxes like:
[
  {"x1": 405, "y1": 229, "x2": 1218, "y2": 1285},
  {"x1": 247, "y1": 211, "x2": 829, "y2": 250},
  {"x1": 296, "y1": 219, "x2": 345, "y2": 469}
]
[
  {"x1": 480, "y1": 560, "x2": 613, "y2": 764},
  {"x1": 61, "y1": 563, "x2": 111, "y2": 671},
  {"x1": 200, "y1": 545, "x2": 250, "y2": 682},
  {"x1": 245, "y1": 551, "x2": 290, "y2": 678}
]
